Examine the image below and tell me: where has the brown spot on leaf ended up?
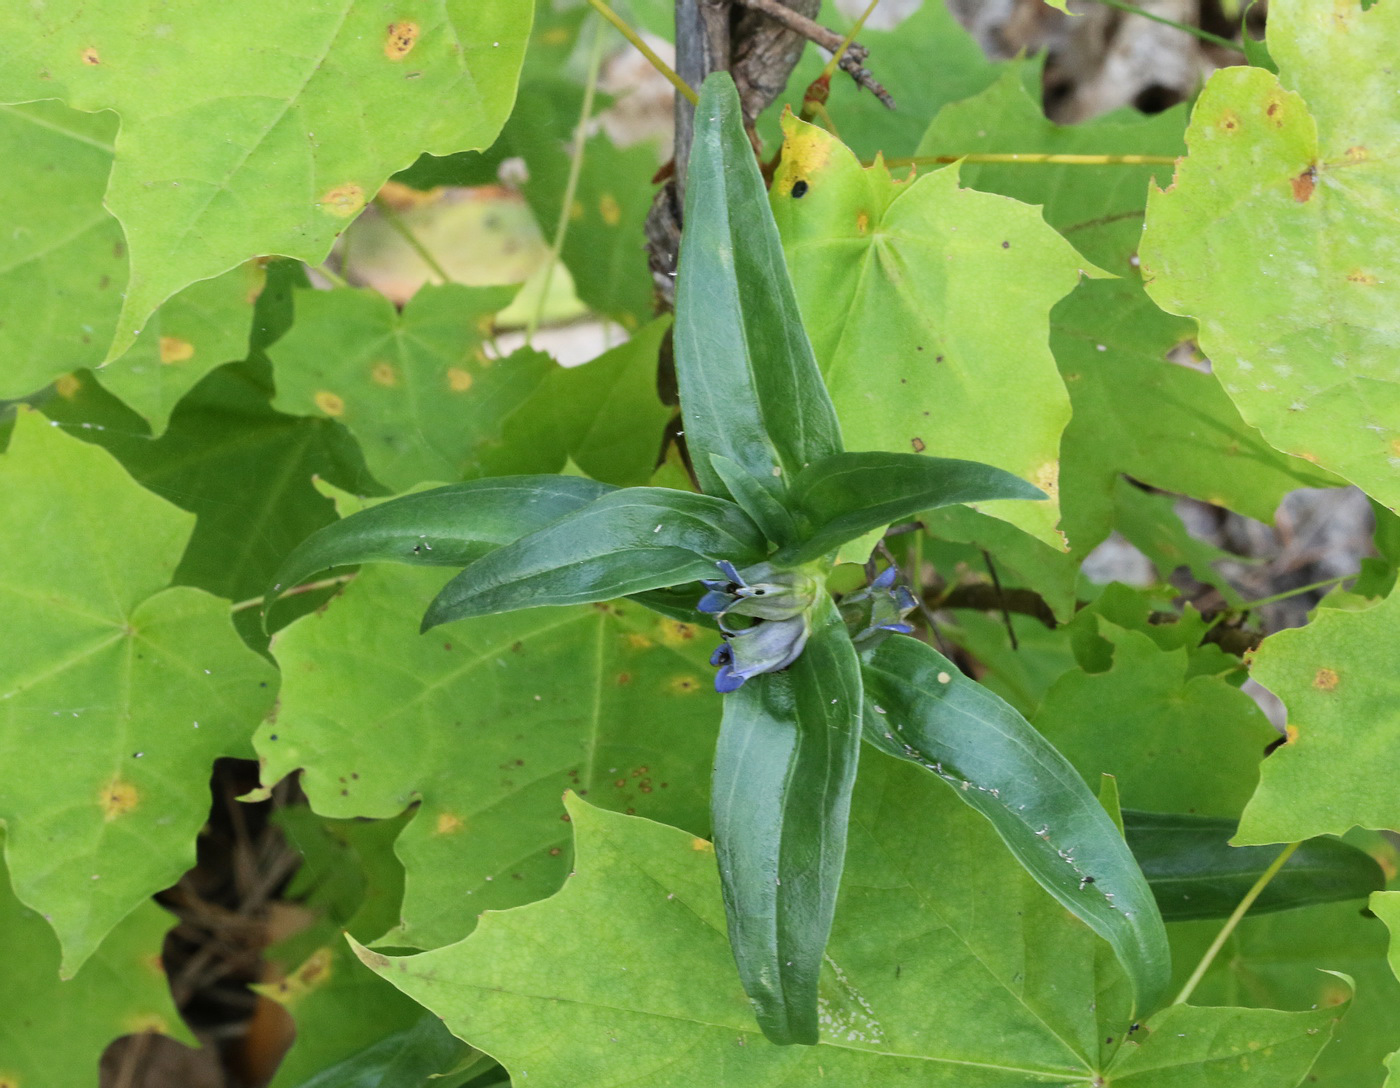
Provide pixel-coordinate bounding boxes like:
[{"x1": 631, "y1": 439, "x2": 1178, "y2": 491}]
[
  {"x1": 100, "y1": 779, "x2": 139, "y2": 821},
  {"x1": 1347, "y1": 269, "x2": 1379, "y2": 285},
  {"x1": 384, "y1": 22, "x2": 419, "y2": 61},
  {"x1": 159, "y1": 336, "x2": 195, "y2": 364},
  {"x1": 371, "y1": 361, "x2": 398, "y2": 386},
  {"x1": 1313, "y1": 668, "x2": 1339, "y2": 691},
  {"x1": 668, "y1": 675, "x2": 700, "y2": 694},
  {"x1": 1219, "y1": 109, "x2": 1240, "y2": 133},
  {"x1": 910, "y1": 437, "x2": 926, "y2": 453},
  {"x1": 616, "y1": 672, "x2": 631, "y2": 685},
  {"x1": 658, "y1": 621, "x2": 697, "y2": 646},
  {"x1": 313, "y1": 391, "x2": 345, "y2": 416},
  {"x1": 1291, "y1": 167, "x2": 1316, "y2": 202},
  {"x1": 82, "y1": 46, "x2": 100, "y2": 65},
  {"x1": 447, "y1": 367, "x2": 474, "y2": 392},
  {"x1": 320, "y1": 183, "x2": 365, "y2": 218}
]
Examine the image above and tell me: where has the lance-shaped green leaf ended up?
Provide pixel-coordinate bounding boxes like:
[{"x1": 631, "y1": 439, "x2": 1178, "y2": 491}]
[
  {"x1": 711, "y1": 595, "x2": 862, "y2": 1045},
  {"x1": 1125, "y1": 811, "x2": 1384, "y2": 922},
  {"x1": 782, "y1": 451, "x2": 1047, "y2": 562},
  {"x1": 674, "y1": 73, "x2": 843, "y2": 500},
  {"x1": 710, "y1": 454, "x2": 799, "y2": 546},
  {"x1": 266, "y1": 476, "x2": 615, "y2": 610},
  {"x1": 860, "y1": 635, "x2": 1171, "y2": 1017},
  {"x1": 422, "y1": 488, "x2": 767, "y2": 629}
]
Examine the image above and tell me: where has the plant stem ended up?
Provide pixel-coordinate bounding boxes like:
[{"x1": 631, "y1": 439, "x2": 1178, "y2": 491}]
[
  {"x1": 375, "y1": 197, "x2": 453, "y2": 284},
  {"x1": 819, "y1": 0, "x2": 880, "y2": 84},
  {"x1": 313, "y1": 262, "x2": 350, "y2": 289},
  {"x1": 585, "y1": 0, "x2": 698, "y2": 105},
  {"x1": 1238, "y1": 573, "x2": 1357, "y2": 611},
  {"x1": 1172, "y1": 840, "x2": 1301, "y2": 1006},
  {"x1": 881, "y1": 153, "x2": 1178, "y2": 168},
  {"x1": 528, "y1": 17, "x2": 605, "y2": 345},
  {"x1": 230, "y1": 574, "x2": 357, "y2": 614},
  {"x1": 1089, "y1": 0, "x2": 1241, "y2": 51}
]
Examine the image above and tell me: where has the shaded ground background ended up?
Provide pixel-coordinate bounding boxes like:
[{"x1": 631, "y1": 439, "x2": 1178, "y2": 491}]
[{"x1": 96, "y1": 1, "x2": 1378, "y2": 1083}]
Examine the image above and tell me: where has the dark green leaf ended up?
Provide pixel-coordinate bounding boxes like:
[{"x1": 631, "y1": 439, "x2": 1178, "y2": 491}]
[
  {"x1": 674, "y1": 73, "x2": 843, "y2": 499},
  {"x1": 711, "y1": 595, "x2": 862, "y2": 1045},
  {"x1": 782, "y1": 450, "x2": 1046, "y2": 562},
  {"x1": 860, "y1": 635, "x2": 1172, "y2": 1017},
  {"x1": 709, "y1": 453, "x2": 798, "y2": 545},
  {"x1": 286, "y1": 1011, "x2": 484, "y2": 1088},
  {"x1": 624, "y1": 584, "x2": 718, "y2": 628},
  {"x1": 1125, "y1": 811, "x2": 1385, "y2": 921},
  {"x1": 266, "y1": 476, "x2": 615, "y2": 611},
  {"x1": 422, "y1": 488, "x2": 766, "y2": 629}
]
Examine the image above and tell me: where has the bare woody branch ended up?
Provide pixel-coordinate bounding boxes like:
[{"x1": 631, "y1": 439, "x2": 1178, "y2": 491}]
[{"x1": 732, "y1": 0, "x2": 896, "y2": 108}]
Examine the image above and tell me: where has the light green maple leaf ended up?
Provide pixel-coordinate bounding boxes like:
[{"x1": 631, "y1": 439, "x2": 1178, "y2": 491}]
[
  {"x1": 259, "y1": 564, "x2": 720, "y2": 951},
  {"x1": 1141, "y1": 0, "x2": 1400, "y2": 511},
  {"x1": 0, "y1": 0, "x2": 532, "y2": 355},
  {"x1": 357, "y1": 762, "x2": 1341, "y2": 1086},
  {"x1": 1237, "y1": 592, "x2": 1400, "y2": 844},
  {"x1": 0, "y1": 409, "x2": 276, "y2": 975}
]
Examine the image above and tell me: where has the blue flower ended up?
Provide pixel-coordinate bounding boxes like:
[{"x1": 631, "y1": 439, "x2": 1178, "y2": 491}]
[
  {"x1": 701, "y1": 561, "x2": 823, "y2": 692},
  {"x1": 837, "y1": 566, "x2": 918, "y2": 649}
]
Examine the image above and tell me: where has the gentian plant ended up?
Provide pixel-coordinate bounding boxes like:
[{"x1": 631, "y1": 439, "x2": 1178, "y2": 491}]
[{"x1": 269, "y1": 74, "x2": 1171, "y2": 1045}]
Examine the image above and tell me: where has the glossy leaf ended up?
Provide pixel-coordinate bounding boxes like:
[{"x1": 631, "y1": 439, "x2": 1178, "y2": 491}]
[
  {"x1": 0, "y1": 2, "x2": 534, "y2": 353},
  {"x1": 710, "y1": 453, "x2": 799, "y2": 546},
  {"x1": 0, "y1": 409, "x2": 276, "y2": 975},
  {"x1": 267, "y1": 476, "x2": 615, "y2": 610},
  {"x1": 422, "y1": 487, "x2": 766, "y2": 628},
  {"x1": 0, "y1": 843, "x2": 194, "y2": 1084},
  {"x1": 772, "y1": 111, "x2": 1107, "y2": 546},
  {"x1": 711, "y1": 595, "x2": 862, "y2": 1044},
  {"x1": 860, "y1": 633, "x2": 1172, "y2": 1016},
  {"x1": 674, "y1": 73, "x2": 844, "y2": 500},
  {"x1": 1140, "y1": 0, "x2": 1400, "y2": 511},
  {"x1": 783, "y1": 450, "x2": 1047, "y2": 562},
  {"x1": 1236, "y1": 591, "x2": 1400, "y2": 845},
  {"x1": 1125, "y1": 811, "x2": 1384, "y2": 921},
  {"x1": 361, "y1": 771, "x2": 1340, "y2": 1085},
  {"x1": 282, "y1": 1013, "x2": 485, "y2": 1088},
  {"x1": 260, "y1": 566, "x2": 718, "y2": 952}
]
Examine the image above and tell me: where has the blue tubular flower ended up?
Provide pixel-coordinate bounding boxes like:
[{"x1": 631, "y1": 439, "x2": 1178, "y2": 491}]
[
  {"x1": 839, "y1": 566, "x2": 919, "y2": 649},
  {"x1": 701, "y1": 561, "x2": 824, "y2": 692}
]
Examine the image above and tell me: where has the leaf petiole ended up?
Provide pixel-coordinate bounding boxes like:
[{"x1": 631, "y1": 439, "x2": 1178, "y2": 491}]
[
  {"x1": 1172, "y1": 840, "x2": 1302, "y2": 1005},
  {"x1": 585, "y1": 0, "x2": 698, "y2": 105}
]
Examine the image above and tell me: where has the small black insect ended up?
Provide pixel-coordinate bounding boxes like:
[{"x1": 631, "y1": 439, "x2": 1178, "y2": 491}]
[{"x1": 791, "y1": 179, "x2": 809, "y2": 198}]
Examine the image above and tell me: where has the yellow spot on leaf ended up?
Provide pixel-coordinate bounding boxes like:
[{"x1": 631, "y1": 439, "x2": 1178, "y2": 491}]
[
  {"x1": 54, "y1": 374, "x2": 81, "y2": 399},
  {"x1": 541, "y1": 26, "x2": 569, "y2": 45},
  {"x1": 320, "y1": 184, "x2": 366, "y2": 218},
  {"x1": 569, "y1": 199, "x2": 584, "y2": 221},
  {"x1": 1313, "y1": 668, "x2": 1339, "y2": 691},
  {"x1": 1285, "y1": 724, "x2": 1300, "y2": 744},
  {"x1": 599, "y1": 193, "x2": 622, "y2": 226},
  {"x1": 668, "y1": 675, "x2": 701, "y2": 695},
  {"x1": 1347, "y1": 269, "x2": 1379, "y2": 285},
  {"x1": 122, "y1": 1013, "x2": 168, "y2": 1034},
  {"x1": 274, "y1": 947, "x2": 334, "y2": 1005},
  {"x1": 691, "y1": 837, "x2": 713, "y2": 852},
  {"x1": 1219, "y1": 109, "x2": 1240, "y2": 133},
  {"x1": 776, "y1": 108, "x2": 833, "y2": 196},
  {"x1": 856, "y1": 211, "x2": 869, "y2": 233},
  {"x1": 81, "y1": 46, "x2": 100, "y2": 65},
  {"x1": 1346, "y1": 145, "x2": 1369, "y2": 162},
  {"x1": 435, "y1": 812, "x2": 465, "y2": 835},
  {"x1": 447, "y1": 367, "x2": 474, "y2": 392},
  {"x1": 1033, "y1": 461, "x2": 1060, "y2": 503},
  {"x1": 626, "y1": 633, "x2": 653, "y2": 650},
  {"x1": 384, "y1": 21, "x2": 419, "y2": 60},
  {"x1": 314, "y1": 391, "x2": 345, "y2": 416},
  {"x1": 0, "y1": 1075, "x2": 18, "y2": 1088},
  {"x1": 100, "y1": 779, "x2": 139, "y2": 822},
  {"x1": 657, "y1": 620, "x2": 698, "y2": 647},
  {"x1": 1264, "y1": 97, "x2": 1286, "y2": 127},
  {"x1": 159, "y1": 336, "x2": 195, "y2": 364},
  {"x1": 371, "y1": 361, "x2": 398, "y2": 387}
]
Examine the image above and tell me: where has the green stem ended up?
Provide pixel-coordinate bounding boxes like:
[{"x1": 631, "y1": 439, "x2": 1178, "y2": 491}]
[
  {"x1": 231, "y1": 574, "x2": 356, "y2": 614},
  {"x1": 1090, "y1": 0, "x2": 1240, "y2": 51},
  {"x1": 527, "y1": 17, "x2": 605, "y2": 345},
  {"x1": 1172, "y1": 840, "x2": 1302, "y2": 1006},
  {"x1": 1238, "y1": 573, "x2": 1356, "y2": 612},
  {"x1": 375, "y1": 197, "x2": 454, "y2": 284},
  {"x1": 819, "y1": 0, "x2": 880, "y2": 83},
  {"x1": 585, "y1": 0, "x2": 698, "y2": 105},
  {"x1": 314, "y1": 262, "x2": 350, "y2": 290}
]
